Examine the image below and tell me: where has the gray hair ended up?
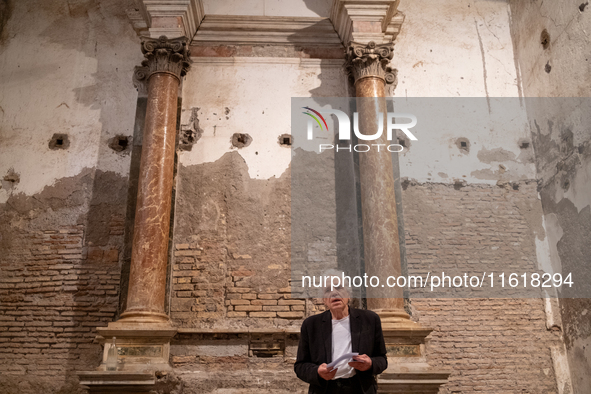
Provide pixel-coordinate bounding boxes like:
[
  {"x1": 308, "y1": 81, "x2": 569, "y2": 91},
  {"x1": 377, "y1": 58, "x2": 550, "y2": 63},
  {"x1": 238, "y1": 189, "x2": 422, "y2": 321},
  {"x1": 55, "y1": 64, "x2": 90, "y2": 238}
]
[{"x1": 315, "y1": 269, "x2": 353, "y2": 298}]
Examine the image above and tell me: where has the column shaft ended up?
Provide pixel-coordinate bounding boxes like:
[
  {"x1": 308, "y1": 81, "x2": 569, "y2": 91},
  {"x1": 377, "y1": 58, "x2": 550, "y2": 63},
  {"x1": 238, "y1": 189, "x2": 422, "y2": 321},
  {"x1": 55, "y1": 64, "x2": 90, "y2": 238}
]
[
  {"x1": 355, "y1": 76, "x2": 404, "y2": 312},
  {"x1": 122, "y1": 73, "x2": 179, "y2": 321},
  {"x1": 346, "y1": 41, "x2": 408, "y2": 319},
  {"x1": 118, "y1": 36, "x2": 190, "y2": 325}
]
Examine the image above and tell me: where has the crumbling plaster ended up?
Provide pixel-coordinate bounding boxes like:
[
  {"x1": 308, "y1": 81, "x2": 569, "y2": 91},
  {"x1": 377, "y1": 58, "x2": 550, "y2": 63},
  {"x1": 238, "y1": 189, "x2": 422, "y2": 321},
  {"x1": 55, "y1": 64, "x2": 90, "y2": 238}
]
[
  {"x1": 0, "y1": 2, "x2": 147, "y2": 392},
  {"x1": 179, "y1": 58, "x2": 348, "y2": 180},
  {"x1": 183, "y1": 0, "x2": 534, "y2": 186},
  {"x1": 509, "y1": 0, "x2": 591, "y2": 97},
  {"x1": 509, "y1": 0, "x2": 591, "y2": 392},
  {"x1": 0, "y1": 0, "x2": 140, "y2": 203},
  {"x1": 392, "y1": 0, "x2": 535, "y2": 185},
  {"x1": 396, "y1": 0, "x2": 521, "y2": 98}
]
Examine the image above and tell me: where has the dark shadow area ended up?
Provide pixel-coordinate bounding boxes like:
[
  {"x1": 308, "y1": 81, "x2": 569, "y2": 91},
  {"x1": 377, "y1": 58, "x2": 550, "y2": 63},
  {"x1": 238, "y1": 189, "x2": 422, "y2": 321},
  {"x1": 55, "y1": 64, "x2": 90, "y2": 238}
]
[
  {"x1": 118, "y1": 94, "x2": 147, "y2": 315},
  {"x1": 289, "y1": 3, "x2": 409, "y2": 307},
  {"x1": 301, "y1": 0, "x2": 332, "y2": 17}
]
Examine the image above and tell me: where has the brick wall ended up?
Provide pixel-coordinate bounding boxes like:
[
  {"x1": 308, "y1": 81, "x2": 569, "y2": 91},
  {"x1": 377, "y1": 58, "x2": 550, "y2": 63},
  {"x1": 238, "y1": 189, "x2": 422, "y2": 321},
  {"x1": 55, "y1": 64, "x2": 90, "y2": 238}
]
[
  {"x1": 415, "y1": 298, "x2": 560, "y2": 393},
  {"x1": 170, "y1": 240, "x2": 306, "y2": 323},
  {"x1": 0, "y1": 225, "x2": 122, "y2": 391},
  {"x1": 403, "y1": 182, "x2": 561, "y2": 393},
  {"x1": 170, "y1": 239, "x2": 226, "y2": 321},
  {"x1": 170, "y1": 155, "x2": 304, "y2": 327},
  {"x1": 0, "y1": 169, "x2": 128, "y2": 393},
  {"x1": 0, "y1": 159, "x2": 565, "y2": 393}
]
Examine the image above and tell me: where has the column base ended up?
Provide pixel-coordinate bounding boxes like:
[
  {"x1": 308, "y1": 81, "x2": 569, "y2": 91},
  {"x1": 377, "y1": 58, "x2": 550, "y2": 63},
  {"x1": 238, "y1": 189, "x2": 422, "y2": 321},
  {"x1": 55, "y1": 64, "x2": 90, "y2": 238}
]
[
  {"x1": 117, "y1": 310, "x2": 173, "y2": 325},
  {"x1": 377, "y1": 369, "x2": 451, "y2": 394},
  {"x1": 78, "y1": 371, "x2": 156, "y2": 394},
  {"x1": 376, "y1": 309, "x2": 433, "y2": 359},
  {"x1": 374, "y1": 308, "x2": 431, "y2": 333},
  {"x1": 373, "y1": 309, "x2": 452, "y2": 393},
  {"x1": 93, "y1": 317, "x2": 177, "y2": 373}
]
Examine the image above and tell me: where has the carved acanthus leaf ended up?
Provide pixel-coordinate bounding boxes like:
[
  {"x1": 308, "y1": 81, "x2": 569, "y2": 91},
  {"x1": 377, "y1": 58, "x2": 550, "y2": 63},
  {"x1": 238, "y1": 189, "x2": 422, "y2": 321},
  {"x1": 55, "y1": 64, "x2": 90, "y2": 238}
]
[
  {"x1": 140, "y1": 36, "x2": 191, "y2": 81},
  {"x1": 345, "y1": 41, "x2": 397, "y2": 85}
]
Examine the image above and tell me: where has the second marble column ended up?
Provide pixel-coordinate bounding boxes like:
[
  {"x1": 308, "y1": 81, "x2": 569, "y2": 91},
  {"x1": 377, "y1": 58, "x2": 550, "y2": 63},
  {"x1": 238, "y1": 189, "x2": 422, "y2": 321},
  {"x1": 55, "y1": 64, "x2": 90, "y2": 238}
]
[{"x1": 346, "y1": 41, "x2": 410, "y2": 323}]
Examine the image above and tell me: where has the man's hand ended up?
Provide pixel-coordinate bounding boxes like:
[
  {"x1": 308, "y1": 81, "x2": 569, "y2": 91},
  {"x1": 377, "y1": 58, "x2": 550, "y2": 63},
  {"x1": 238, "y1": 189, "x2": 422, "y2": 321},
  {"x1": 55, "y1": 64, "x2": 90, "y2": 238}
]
[
  {"x1": 318, "y1": 363, "x2": 337, "y2": 380},
  {"x1": 348, "y1": 354, "x2": 372, "y2": 371}
]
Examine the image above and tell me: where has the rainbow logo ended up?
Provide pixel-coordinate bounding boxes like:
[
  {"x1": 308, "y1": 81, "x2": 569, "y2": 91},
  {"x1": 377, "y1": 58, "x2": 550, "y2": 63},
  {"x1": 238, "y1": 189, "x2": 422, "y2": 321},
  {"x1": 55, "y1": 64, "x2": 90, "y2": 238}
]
[{"x1": 302, "y1": 107, "x2": 328, "y2": 132}]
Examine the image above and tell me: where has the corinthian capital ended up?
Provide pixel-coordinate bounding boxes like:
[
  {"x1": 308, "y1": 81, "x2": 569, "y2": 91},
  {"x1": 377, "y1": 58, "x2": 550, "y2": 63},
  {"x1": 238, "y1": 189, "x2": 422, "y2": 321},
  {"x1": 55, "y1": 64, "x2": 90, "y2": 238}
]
[
  {"x1": 345, "y1": 41, "x2": 397, "y2": 86},
  {"x1": 140, "y1": 36, "x2": 191, "y2": 81}
]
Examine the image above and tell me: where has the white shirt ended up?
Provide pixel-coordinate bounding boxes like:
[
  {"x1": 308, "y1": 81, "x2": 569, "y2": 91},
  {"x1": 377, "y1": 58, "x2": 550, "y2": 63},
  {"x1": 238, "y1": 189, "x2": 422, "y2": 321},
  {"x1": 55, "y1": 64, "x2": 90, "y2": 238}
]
[{"x1": 331, "y1": 315, "x2": 356, "y2": 379}]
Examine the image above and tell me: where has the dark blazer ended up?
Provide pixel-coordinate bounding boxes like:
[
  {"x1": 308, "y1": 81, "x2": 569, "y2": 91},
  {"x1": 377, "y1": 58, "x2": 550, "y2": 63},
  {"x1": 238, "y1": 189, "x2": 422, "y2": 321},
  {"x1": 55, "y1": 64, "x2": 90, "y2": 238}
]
[{"x1": 294, "y1": 307, "x2": 388, "y2": 394}]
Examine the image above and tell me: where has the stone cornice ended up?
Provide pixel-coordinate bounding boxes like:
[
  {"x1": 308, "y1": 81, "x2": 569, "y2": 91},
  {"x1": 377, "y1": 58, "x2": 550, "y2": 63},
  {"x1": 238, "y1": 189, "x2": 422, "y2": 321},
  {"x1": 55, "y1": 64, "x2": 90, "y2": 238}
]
[
  {"x1": 191, "y1": 15, "x2": 342, "y2": 47},
  {"x1": 127, "y1": 8, "x2": 149, "y2": 36},
  {"x1": 128, "y1": 0, "x2": 205, "y2": 39},
  {"x1": 125, "y1": 1, "x2": 404, "y2": 49},
  {"x1": 330, "y1": 0, "x2": 405, "y2": 45}
]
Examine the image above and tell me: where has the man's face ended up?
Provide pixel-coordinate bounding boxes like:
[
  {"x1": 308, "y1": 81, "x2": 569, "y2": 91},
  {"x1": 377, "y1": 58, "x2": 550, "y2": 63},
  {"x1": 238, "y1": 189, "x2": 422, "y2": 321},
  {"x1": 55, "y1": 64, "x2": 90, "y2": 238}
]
[{"x1": 323, "y1": 289, "x2": 349, "y2": 314}]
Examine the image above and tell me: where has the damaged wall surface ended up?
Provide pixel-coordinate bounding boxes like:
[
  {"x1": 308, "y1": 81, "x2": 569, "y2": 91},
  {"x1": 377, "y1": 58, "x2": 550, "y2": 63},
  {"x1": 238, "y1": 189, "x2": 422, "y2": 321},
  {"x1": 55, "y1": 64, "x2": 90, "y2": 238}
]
[
  {"x1": 0, "y1": 0, "x2": 140, "y2": 392},
  {"x1": 510, "y1": 0, "x2": 591, "y2": 392},
  {"x1": 0, "y1": 0, "x2": 588, "y2": 393},
  {"x1": 164, "y1": 1, "x2": 564, "y2": 393}
]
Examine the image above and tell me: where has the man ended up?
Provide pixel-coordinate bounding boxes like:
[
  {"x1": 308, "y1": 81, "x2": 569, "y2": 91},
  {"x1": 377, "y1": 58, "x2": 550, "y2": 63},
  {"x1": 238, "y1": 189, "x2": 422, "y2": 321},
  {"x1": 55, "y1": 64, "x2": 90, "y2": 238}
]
[{"x1": 294, "y1": 286, "x2": 388, "y2": 394}]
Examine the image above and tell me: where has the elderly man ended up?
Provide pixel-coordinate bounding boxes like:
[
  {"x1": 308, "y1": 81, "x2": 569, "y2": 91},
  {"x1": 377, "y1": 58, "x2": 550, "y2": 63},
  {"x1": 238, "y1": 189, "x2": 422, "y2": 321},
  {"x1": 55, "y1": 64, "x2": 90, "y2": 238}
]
[{"x1": 294, "y1": 286, "x2": 387, "y2": 394}]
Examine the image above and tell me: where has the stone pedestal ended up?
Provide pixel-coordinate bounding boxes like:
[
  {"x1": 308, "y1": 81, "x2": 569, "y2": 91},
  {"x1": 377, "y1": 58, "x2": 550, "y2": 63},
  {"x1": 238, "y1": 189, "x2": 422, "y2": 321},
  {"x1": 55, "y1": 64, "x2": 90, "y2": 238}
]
[
  {"x1": 95, "y1": 325, "x2": 177, "y2": 372},
  {"x1": 378, "y1": 326, "x2": 450, "y2": 392},
  {"x1": 78, "y1": 371, "x2": 155, "y2": 394}
]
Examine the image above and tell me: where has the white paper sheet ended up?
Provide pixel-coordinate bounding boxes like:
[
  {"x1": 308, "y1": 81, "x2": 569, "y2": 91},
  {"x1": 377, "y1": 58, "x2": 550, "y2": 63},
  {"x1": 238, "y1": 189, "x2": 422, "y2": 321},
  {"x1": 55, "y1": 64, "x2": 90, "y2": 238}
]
[{"x1": 327, "y1": 352, "x2": 359, "y2": 368}]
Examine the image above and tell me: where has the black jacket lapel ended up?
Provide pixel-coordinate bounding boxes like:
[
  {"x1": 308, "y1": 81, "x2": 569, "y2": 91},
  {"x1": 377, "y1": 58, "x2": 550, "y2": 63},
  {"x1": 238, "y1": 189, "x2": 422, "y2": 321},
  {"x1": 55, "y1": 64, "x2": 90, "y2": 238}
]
[
  {"x1": 321, "y1": 311, "x2": 332, "y2": 363},
  {"x1": 349, "y1": 307, "x2": 362, "y2": 353}
]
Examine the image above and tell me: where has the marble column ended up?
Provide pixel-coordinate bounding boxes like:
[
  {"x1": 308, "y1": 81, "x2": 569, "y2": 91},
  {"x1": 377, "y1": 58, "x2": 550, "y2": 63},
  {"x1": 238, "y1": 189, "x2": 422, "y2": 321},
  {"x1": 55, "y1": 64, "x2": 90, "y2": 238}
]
[
  {"x1": 344, "y1": 41, "x2": 450, "y2": 390},
  {"x1": 119, "y1": 36, "x2": 190, "y2": 325},
  {"x1": 345, "y1": 41, "x2": 411, "y2": 326},
  {"x1": 87, "y1": 36, "x2": 190, "y2": 377}
]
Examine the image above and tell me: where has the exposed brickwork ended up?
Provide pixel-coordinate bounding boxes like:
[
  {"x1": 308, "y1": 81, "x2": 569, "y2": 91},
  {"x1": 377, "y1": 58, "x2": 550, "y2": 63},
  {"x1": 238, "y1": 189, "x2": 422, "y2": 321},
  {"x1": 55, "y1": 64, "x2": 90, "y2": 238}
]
[
  {"x1": 171, "y1": 154, "x2": 303, "y2": 326},
  {"x1": 224, "y1": 250, "x2": 304, "y2": 319},
  {"x1": 171, "y1": 239, "x2": 226, "y2": 321},
  {"x1": 403, "y1": 182, "x2": 561, "y2": 393},
  {"x1": 0, "y1": 167, "x2": 128, "y2": 393},
  {"x1": 170, "y1": 241, "x2": 305, "y2": 322},
  {"x1": 404, "y1": 180, "x2": 540, "y2": 285},
  {"x1": 414, "y1": 298, "x2": 560, "y2": 393},
  {"x1": 0, "y1": 225, "x2": 121, "y2": 383}
]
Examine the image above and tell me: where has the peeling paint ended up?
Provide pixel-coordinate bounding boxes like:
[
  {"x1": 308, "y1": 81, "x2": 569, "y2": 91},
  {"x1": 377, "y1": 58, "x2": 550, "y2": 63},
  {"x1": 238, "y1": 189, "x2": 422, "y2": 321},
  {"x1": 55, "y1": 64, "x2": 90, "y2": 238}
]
[
  {"x1": 0, "y1": 0, "x2": 12, "y2": 47},
  {"x1": 179, "y1": 59, "x2": 346, "y2": 180},
  {"x1": 477, "y1": 147, "x2": 516, "y2": 164},
  {"x1": 0, "y1": 0, "x2": 140, "y2": 196},
  {"x1": 172, "y1": 151, "x2": 292, "y2": 326}
]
